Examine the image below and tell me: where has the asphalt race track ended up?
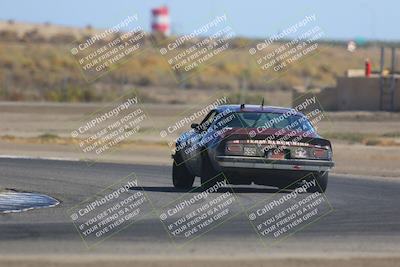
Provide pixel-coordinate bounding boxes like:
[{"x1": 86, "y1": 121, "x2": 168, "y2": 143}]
[{"x1": 0, "y1": 157, "x2": 400, "y2": 256}]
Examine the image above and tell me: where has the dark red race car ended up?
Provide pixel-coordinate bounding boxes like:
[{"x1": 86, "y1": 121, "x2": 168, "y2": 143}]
[{"x1": 172, "y1": 104, "x2": 334, "y2": 192}]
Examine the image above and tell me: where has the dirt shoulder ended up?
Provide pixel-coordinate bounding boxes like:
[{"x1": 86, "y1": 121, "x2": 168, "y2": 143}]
[
  {"x1": 0, "y1": 101, "x2": 399, "y2": 178},
  {"x1": 0, "y1": 254, "x2": 399, "y2": 267}
]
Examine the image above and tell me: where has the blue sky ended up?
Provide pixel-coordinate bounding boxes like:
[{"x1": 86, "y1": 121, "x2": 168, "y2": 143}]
[{"x1": 1, "y1": 0, "x2": 399, "y2": 40}]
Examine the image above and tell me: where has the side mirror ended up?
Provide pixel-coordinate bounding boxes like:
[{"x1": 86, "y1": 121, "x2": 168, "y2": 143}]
[{"x1": 191, "y1": 123, "x2": 200, "y2": 130}]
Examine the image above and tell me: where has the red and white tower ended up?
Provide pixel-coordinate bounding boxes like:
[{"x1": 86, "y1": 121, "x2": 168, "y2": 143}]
[{"x1": 151, "y1": 6, "x2": 170, "y2": 36}]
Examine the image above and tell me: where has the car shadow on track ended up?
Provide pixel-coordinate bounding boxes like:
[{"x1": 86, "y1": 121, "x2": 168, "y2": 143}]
[{"x1": 129, "y1": 186, "x2": 283, "y2": 194}]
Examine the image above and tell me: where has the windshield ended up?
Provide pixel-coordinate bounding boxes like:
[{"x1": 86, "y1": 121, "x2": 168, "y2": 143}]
[{"x1": 216, "y1": 112, "x2": 315, "y2": 132}]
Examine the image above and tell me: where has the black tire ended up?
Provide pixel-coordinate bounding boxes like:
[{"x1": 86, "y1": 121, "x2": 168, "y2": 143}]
[
  {"x1": 200, "y1": 152, "x2": 221, "y2": 190},
  {"x1": 172, "y1": 153, "x2": 195, "y2": 189},
  {"x1": 307, "y1": 171, "x2": 328, "y2": 193}
]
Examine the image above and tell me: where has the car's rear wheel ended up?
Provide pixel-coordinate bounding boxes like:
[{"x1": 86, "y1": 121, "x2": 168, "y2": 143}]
[
  {"x1": 307, "y1": 171, "x2": 328, "y2": 193},
  {"x1": 200, "y1": 152, "x2": 221, "y2": 189},
  {"x1": 172, "y1": 153, "x2": 195, "y2": 189}
]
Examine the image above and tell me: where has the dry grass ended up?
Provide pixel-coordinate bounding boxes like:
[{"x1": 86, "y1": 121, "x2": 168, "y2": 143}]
[
  {"x1": 0, "y1": 20, "x2": 394, "y2": 102},
  {"x1": 321, "y1": 132, "x2": 400, "y2": 146}
]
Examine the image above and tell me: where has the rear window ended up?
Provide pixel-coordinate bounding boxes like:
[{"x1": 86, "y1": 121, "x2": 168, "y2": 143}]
[{"x1": 217, "y1": 112, "x2": 315, "y2": 132}]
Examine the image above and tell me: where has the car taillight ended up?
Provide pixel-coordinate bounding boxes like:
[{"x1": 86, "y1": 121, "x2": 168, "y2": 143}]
[
  {"x1": 266, "y1": 149, "x2": 286, "y2": 160},
  {"x1": 225, "y1": 143, "x2": 243, "y2": 155},
  {"x1": 289, "y1": 146, "x2": 330, "y2": 160},
  {"x1": 313, "y1": 148, "x2": 328, "y2": 159},
  {"x1": 292, "y1": 147, "x2": 309, "y2": 159},
  {"x1": 225, "y1": 142, "x2": 259, "y2": 156}
]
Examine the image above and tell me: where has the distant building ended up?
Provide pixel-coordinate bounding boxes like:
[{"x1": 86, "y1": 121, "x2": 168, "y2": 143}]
[{"x1": 293, "y1": 47, "x2": 400, "y2": 112}]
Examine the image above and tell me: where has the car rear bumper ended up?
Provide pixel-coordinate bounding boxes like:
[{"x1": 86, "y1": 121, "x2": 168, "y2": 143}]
[{"x1": 216, "y1": 156, "x2": 334, "y2": 172}]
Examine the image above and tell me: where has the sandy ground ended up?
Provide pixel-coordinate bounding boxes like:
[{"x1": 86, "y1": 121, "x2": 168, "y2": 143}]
[
  {"x1": 0, "y1": 101, "x2": 399, "y2": 178},
  {"x1": 1, "y1": 254, "x2": 400, "y2": 267},
  {"x1": 2, "y1": 102, "x2": 400, "y2": 138}
]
